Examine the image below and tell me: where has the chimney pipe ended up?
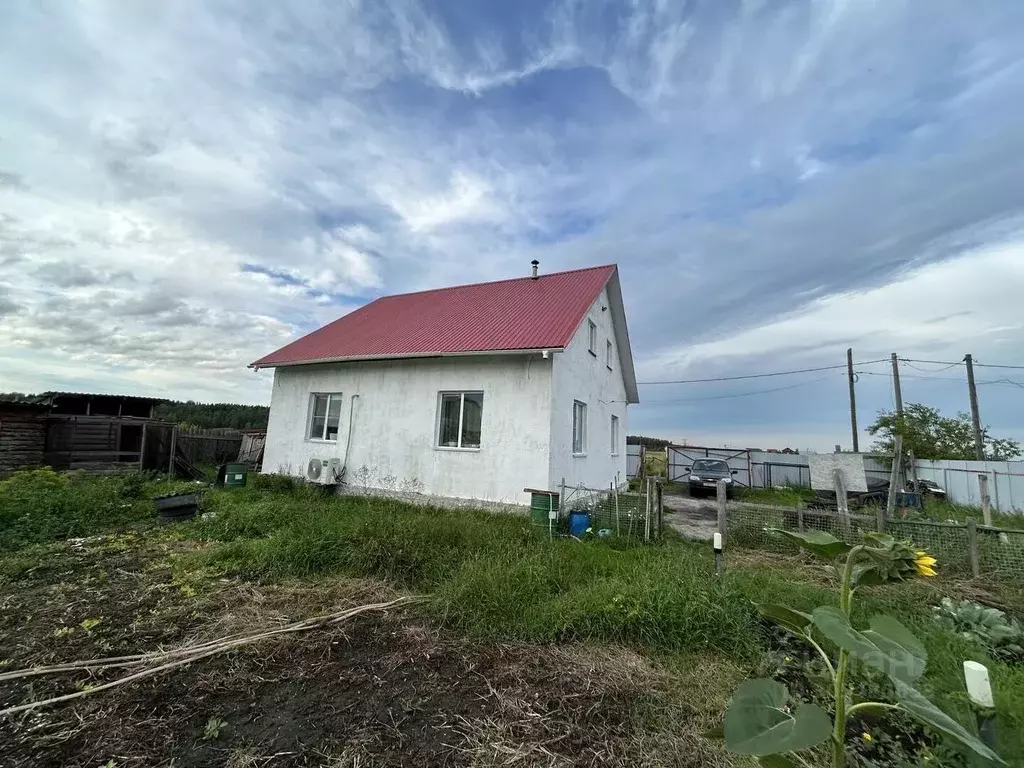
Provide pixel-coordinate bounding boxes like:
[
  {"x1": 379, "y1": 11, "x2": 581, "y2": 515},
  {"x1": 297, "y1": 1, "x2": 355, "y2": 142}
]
[{"x1": 531, "y1": 259, "x2": 539, "y2": 279}]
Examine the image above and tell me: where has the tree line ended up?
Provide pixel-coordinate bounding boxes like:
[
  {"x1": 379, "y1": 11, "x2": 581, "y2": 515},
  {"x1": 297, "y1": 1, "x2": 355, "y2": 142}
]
[
  {"x1": 153, "y1": 401, "x2": 269, "y2": 430},
  {"x1": 0, "y1": 393, "x2": 268, "y2": 430}
]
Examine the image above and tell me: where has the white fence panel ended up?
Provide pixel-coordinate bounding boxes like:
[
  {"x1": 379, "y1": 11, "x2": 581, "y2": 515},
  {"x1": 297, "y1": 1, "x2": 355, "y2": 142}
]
[
  {"x1": 914, "y1": 459, "x2": 1024, "y2": 515},
  {"x1": 626, "y1": 444, "x2": 644, "y2": 478}
]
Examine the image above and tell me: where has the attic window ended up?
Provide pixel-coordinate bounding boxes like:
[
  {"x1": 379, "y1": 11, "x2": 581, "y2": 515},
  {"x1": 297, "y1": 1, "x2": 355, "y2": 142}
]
[{"x1": 588, "y1": 320, "x2": 597, "y2": 356}]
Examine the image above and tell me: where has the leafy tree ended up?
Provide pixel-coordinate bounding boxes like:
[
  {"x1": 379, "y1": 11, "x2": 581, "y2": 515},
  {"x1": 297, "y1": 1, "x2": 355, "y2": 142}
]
[
  {"x1": 868, "y1": 402, "x2": 1020, "y2": 460},
  {"x1": 627, "y1": 435, "x2": 672, "y2": 449},
  {"x1": 153, "y1": 401, "x2": 269, "y2": 430}
]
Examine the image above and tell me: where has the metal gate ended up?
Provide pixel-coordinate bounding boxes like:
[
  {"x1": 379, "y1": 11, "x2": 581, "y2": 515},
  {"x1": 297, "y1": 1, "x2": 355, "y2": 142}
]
[{"x1": 666, "y1": 445, "x2": 751, "y2": 486}]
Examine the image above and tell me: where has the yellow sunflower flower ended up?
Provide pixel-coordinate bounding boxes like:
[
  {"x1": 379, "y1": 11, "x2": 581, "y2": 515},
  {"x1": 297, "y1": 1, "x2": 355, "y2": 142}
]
[{"x1": 913, "y1": 551, "x2": 937, "y2": 577}]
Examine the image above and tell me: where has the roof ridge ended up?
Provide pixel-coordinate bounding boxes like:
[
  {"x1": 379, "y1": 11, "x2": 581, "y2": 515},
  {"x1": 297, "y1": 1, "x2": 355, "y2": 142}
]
[{"x1": 376, "y1": 263, "x2": 616, "y2": 301}]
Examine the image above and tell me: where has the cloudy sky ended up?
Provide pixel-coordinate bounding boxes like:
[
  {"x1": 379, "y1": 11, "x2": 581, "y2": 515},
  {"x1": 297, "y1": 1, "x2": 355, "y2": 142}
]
[{"x1": 2, "y1": 0, "x2": 1023, "y2": 451}]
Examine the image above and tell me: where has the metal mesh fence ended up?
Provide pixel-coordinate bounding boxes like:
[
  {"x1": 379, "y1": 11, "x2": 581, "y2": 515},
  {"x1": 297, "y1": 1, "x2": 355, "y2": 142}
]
[
  {"x1": 726, "y1": 502, "x2": 1024, "y2": 580},
  {"x1": 553, "y1": 481, "x2": 662, "y2": 542}
]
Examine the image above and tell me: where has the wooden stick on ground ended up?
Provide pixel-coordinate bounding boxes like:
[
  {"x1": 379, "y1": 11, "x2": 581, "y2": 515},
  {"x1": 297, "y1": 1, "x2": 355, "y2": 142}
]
[{"x1": 0, "y1": 596, "x2": 418, "y2": 716}]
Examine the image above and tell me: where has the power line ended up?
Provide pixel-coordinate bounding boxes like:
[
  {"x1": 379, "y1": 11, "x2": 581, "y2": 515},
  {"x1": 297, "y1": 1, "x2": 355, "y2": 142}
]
[
  {"x1": 975, "y1": 362, "x2": 1024, "y2": 370},
  {"x1": 902, "y1": 361, "x2": 962, "y2": 373},
  {"x1": 858, "y1": 370, "x2": 1024, "y2": 388},
  {"x1": 643, "y1": 376, "x2": 836, "y2": 403},
  {"x1": 637, "y1": 358, "x2": 889, "y2": 385},
  {"x1": 901, "y1": 357, "x2": 1024, "y2": 370}
]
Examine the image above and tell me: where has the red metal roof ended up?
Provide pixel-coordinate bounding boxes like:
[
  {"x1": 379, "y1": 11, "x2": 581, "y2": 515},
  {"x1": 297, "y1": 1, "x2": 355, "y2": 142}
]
[{"x1": 251, "y1": 264, "x2": 617, "y2": 368}]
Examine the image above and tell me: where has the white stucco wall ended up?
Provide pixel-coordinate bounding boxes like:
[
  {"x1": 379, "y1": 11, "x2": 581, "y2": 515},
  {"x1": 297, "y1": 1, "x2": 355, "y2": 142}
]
[
  {"x1": 549, "y1": 287, "x2": 629, "y2": 492},
  {"x1": 262, "y1": 355, "x2": 553, "y2": 504}
]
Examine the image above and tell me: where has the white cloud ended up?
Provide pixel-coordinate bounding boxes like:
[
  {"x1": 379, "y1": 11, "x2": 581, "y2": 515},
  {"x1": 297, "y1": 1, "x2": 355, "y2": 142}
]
[{"x1": 0, "y1": 0, "x2": 1022, "y2": 450}]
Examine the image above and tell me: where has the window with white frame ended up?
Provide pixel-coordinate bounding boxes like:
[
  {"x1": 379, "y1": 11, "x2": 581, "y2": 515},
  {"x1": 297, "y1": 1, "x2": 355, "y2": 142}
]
[
  {"x1": 610, "y1": 415, "x2": 620, "y2": 455},
  {"x1": 588, "y1": 320, "x2": 597, "y2": 355},
  {"x1": 437, "y1": 391, "x2": 484, "y2": 448},
  {"x1": 606, "y1": 339, "x2": 613, "y2": 369},
  {"x1": 308, "y1": 393, "x2": 343, "y2": 441},
  {"x1": 572, "y1": 400, "x2": 587, "y2": 454}
]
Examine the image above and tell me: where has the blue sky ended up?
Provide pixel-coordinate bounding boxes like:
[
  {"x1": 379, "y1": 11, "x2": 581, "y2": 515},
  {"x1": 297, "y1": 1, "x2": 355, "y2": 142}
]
[{"x1": 1, "y1": 1, "x2": 1023, "y2": 451}]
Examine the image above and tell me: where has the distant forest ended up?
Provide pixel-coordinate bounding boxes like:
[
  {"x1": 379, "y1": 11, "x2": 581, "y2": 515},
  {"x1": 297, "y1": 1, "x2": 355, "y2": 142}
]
[
  {"x1": 0, "y1": 392, "x2": 268, "y2": 430},
  {"x1": 627, "y1": 435, "x2": 672, "y2": 449},
  {"x1": 153, "y1": 402, "x2": 269, "y2": 430}
]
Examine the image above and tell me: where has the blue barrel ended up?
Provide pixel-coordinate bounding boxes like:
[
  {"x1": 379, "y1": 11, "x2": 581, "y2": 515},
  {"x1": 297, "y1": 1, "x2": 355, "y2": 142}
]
[{"x1": 568, "y1": 511, "x2": 590, "y2": 538}]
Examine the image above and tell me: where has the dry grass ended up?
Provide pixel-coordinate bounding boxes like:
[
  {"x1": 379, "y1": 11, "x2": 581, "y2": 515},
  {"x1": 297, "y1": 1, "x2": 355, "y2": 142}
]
[{"x1": 0, "y1": 529, "x2": 748, "y2": 768}]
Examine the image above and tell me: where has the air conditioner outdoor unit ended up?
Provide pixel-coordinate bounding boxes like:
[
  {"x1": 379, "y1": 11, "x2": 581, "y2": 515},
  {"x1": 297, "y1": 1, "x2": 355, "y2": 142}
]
[{"x1": 306, "y1": 457, "x2": 342, "y2": 485}]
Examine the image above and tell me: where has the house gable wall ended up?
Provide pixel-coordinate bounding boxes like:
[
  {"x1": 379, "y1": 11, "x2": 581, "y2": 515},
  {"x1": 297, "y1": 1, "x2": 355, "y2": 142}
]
[
  {"x1": 548, "y1": 287, "x2": 629, "y2": 493},
  {"x1": 262, "y1": 355, "x2": 552, "y2": 504}
]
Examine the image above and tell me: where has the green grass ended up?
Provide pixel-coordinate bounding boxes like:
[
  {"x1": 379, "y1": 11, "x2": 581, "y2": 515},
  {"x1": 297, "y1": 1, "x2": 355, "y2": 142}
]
[
  {"x1": 0, "y1": 469, "x2": 199, "y2": 552},
  {"x1": 2, "y1": 470, "x2": 1022, "y2": 765},
  {"x1": 910, "y1": 497, "x2": 1024, "y2": 531},
  {"x1": 737, "y1": 484, "x2": 817, "y2": 507}
]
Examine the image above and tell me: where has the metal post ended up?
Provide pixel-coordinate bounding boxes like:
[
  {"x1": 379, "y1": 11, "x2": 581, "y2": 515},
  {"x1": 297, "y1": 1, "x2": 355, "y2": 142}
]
[
  {"x1": 716, "y1": 479, "x2": 727, "y2": 544},
  {"x1": 967, "y1": 518, "x2": 981, "y2": 578},
  {"x1": 560, "y1": 477, "x2": 566, "y2": 517},
  {"x1": 613, "y1": 481, "x2": 621, "y2": 535},
  {"x1": 885, "y1": 435, "x2": 903, "y2": 525},
  {"x1": 908, "y1": 448, "x2": 919, "y2": 499},
  {"x1": 965, "y1": 354, "x2": 985, "y2": 461},
  {"x1": 979, "y1": 474, "x2": 992, "y2": 527},
  {"x1": 847, "y1": 348, "x2": 859, "y2": 453},
  {"x1": 645, "y1": 477, "x2": 652, "y2": 542}
]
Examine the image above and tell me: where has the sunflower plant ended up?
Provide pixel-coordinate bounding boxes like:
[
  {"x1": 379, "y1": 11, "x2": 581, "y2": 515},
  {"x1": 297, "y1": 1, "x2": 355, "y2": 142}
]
[{"x1": 714, "y1": 530, "x2": 1003, "y2": 767}]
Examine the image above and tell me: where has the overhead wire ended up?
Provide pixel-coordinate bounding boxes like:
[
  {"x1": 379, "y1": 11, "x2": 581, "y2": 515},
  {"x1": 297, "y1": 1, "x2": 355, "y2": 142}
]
[
  {"x1": 901, "y1": 357, "x2": 1024, "y2": 370},
  {"x1": 642, "y1": 375, "x2": 838, "y2": 404},
  {"x1": 637, "y1": 358, "x2": 889, "y2": 385}
]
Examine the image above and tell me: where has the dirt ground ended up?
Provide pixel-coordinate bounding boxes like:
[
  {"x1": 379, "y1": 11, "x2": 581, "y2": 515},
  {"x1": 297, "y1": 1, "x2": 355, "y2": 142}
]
[
  {"x1": 661, "y1": 489, "x2": 720, "y2": 541},
  {"x1": 0, "y1": 533, "x2": 737, "y2": 768}
]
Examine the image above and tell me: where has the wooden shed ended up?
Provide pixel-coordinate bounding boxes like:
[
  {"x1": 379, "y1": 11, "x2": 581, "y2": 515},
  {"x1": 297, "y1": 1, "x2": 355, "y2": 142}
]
[
  {"x1": 36, "y1": 392, "x2": 172, "y2": 473},
  {"x1": 0, "y1": 401, "x2": 48, "y2": 476}
]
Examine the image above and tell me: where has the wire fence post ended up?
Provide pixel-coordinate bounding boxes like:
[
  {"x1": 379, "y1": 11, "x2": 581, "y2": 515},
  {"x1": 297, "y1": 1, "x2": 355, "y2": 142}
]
[
  {"x1": 967, "y1": 517, "x2": 981, "y2": 578},
  {"x1": 717, "y1": 479, "x2": 728, "y2": 544},
  {"x1": 645, "y1": 477, "x2": 652, "y2": 542},
  {"x1": 978, "y1": 474, "x2": 992, "y2": 527},
  {"x1": 797, "y1": 503, "x2": 805, "y2": 533}
]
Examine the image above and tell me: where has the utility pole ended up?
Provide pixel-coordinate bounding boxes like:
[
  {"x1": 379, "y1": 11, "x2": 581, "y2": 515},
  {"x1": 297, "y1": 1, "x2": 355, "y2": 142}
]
[
  {"x1": 965, "y1": 354, "x2": 984, "y2": 460},
  {"x1": 847, "y1": 348, "x2": 859, "y2": 452},
  {"x1": 891, "y1": 353, "x2": 904, "y2": 417}
]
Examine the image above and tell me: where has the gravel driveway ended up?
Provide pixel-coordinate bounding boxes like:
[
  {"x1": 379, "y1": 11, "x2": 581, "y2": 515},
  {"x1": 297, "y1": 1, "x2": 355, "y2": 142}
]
[{"x1": 662, "y1": 490, "x2": 720, "y2": 541}]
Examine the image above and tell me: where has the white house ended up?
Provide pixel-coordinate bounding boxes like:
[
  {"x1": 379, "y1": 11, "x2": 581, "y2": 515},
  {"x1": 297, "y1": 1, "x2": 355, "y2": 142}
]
[{"x1": 251, "y1": 262, "x2": 639, "y2": 506}]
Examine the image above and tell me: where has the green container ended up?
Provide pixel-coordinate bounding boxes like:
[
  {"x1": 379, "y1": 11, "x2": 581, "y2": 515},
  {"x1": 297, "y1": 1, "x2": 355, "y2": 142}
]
[
  {"x1": 530, "y1": 491, "x2": 559, "y2": 534},
  {"x1": 224, "y1": 462, "x2": 248, "y2": 488}
]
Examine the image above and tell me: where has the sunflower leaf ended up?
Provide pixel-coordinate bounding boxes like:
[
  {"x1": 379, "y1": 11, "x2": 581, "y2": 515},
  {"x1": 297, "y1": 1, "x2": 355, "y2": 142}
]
[
  {"x1": 765, "y1": 529, "x2": 852, "y2": 560},
  {"x1": 812, "y1": 608, "x2": 926, "y2": 683},
  {"x1": 723, "y1": 680, "x2": 832, "y2": 755}
]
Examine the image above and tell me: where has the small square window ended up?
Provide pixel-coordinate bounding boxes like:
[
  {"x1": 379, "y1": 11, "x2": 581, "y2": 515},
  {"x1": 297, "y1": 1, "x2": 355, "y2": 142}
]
[
  {"x1": 438, "y1": 391, "x2": 484, "y2": 448},
  {"x1": 572, "y1": 400, "x2": 587, "y2": 455},
  {"x1": 606, "y1": 339, "x2": 613, "y2": 370},
  {"x1": 308, "y1": 393, "x2": 343, "y2": 441},
  {"x1": 588, "y1": 320, "x2": 597, "y2": 356},
  {"x1": 611, "y1": 415, "x2": 620, "y2": 455}
]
